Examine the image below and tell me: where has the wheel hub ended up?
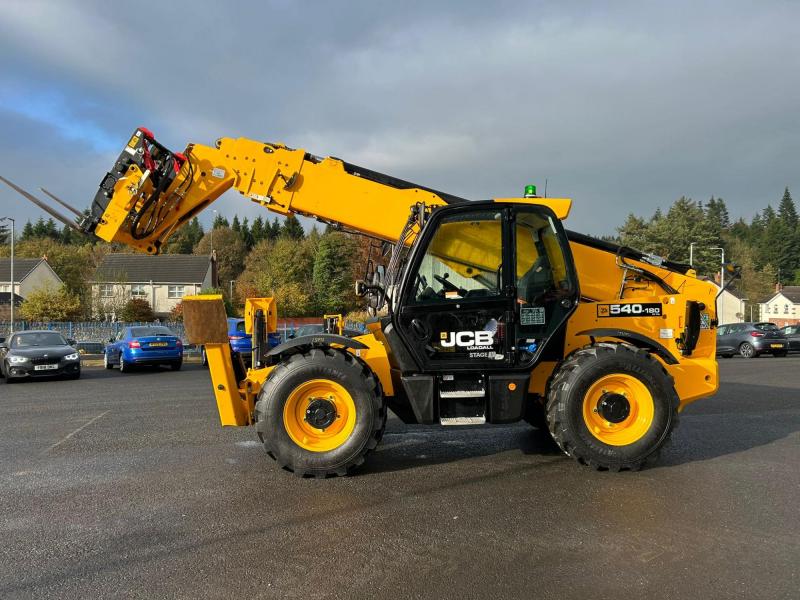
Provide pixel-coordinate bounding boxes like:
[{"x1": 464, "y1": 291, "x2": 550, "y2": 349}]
[
  {"x1": 597, "y1": 392, "x2": 630, "y2": 424},
  {"x1": 305, "y1": 398, "x2": 337, "y2": 430}
]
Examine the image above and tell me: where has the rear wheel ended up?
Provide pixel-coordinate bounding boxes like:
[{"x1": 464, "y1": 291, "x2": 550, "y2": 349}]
[
  {"x1": 546, "y1": 343, "x2": 679, "y2": 471},
  {"x1": 104, "y1": 352, "x2": 113, "y2": 370},
  {"x1": 119, "y1": 356, "x2": 130, "y2": 373},
  {"x1": 719, "y1": 354, "x2": 734, "y2": 359},
  {"x1": 255, "y1": 348, "x2": 386, "y2": 477},
  {"x1": 739, "y1": 342, "x2": 757, "y2": 359},
  {"x1": 170, "y1": 360, "x2": 182, "y2": 371},
  {"x1": 773, "y1": 350, "x2": 787, "y2": 357}
]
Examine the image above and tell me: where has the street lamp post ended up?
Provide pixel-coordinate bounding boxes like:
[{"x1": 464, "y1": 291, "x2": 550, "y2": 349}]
[
  {"x1": 211, "y1": 209, "x2": 217, "y2": 254},
  {"x1": 689, "y1": 242, "x2": 697, "y2": 267},
  {"x1": 1, "y1": 217, "x2": 14, "y2": 333},
  {"x1": 711, "y1": 246, "x2": 725, "y2": 319}
]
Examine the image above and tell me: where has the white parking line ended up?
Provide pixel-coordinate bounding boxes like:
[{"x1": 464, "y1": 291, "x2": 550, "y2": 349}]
[{"x1": 42, "y1": 410, "x2": 110, "y2": 454}]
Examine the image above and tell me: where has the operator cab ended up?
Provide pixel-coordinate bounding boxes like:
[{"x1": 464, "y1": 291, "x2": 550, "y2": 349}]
[{"x1": 389, "y1": 201, "x2": 579, "y2": 425}]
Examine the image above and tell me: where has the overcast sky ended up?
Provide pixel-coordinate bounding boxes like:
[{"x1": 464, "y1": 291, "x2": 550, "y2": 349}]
[{"x1": 1, "y1": 0, "x2": 799, "y2": 236}]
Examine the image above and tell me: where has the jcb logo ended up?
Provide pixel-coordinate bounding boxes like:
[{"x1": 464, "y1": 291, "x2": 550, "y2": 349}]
[{"x1": 440, "y1": 331, "x2": 494, "y2": 347}]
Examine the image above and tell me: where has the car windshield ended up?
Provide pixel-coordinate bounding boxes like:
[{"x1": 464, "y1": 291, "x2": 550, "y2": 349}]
[
  {"x1": 233, "y1": 321, "x2": 246, "y2": 333},
  {"x1": 295, "y1": 325, "x2": 324, "y2": 337},
  {"x1": 11, "y1": 332, "x2": 67, "y2": 348},
  {"x1": 130, "y1": 326, "x2": 175, "y2": 337},
  {"x1": 755, "y1": 323, "x2": 779, "y2": 331}
]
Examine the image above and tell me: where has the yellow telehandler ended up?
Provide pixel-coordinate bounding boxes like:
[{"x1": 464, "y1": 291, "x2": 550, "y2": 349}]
[{"x1": 3, "y1": 127, "x2": 733, "y2": 476}]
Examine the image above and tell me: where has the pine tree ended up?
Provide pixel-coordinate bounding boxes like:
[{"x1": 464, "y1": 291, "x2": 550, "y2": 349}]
[
  {"x1": 20, "y1": 221, "x2": 34, "y2": 240},
  {"x1": 251, "y1": 216, "x2": 265, "y2": 243},
  {"x1": 212, "y1": 213, "x2": 229, "y2": 229},
  {"x1": 240, "y1": 217, "x2": 254, "y2": 249},
  {"x1": 231, "y1": 215, "x2": 241, "y2": 233},
  {"x1": 268, "y1": 217, "x2": 281, "y2": 240},
  {"x1": 282, "y1": 215, "x2": 305, "y2": 240},
  {"x1": 312, "y1": 232, "x2": 357, "y2": 314}
]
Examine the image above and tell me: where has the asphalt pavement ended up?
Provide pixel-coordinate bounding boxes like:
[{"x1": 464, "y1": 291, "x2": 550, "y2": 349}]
[{"x1": 0, "y1": 358, "x2": 798, "y2": 599}]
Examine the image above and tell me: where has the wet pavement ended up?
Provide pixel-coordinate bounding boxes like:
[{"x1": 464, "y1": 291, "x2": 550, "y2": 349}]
[{"x1": 1, "y1": 358, "x2": 798, "y2": 599}]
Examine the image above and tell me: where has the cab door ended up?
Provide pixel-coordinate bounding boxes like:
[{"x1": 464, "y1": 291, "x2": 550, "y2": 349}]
[
  {"x1": 510, "y1": 206, "x2": 579, "y2": 366},
  {"x1": 395, "y1": 205, "x2": 514, "y2": 371}
]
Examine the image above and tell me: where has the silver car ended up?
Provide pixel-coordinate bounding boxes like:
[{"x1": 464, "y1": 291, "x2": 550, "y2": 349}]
[{"x1": 716, "y1": 322, "x2": 788, "y2": 358}]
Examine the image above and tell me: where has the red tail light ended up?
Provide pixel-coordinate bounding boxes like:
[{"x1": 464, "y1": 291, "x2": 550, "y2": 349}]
[
  {"x1": 128, "y1": 341, "x2": 141, "y2": 348},
  {"x1": 750, "y1": 331, "x2": 765, "y2": 337}
]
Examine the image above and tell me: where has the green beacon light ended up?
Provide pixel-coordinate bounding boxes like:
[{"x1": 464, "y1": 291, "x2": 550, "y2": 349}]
[{"x1": 524, "y1": 184, "x2": 537, "y2": 198}]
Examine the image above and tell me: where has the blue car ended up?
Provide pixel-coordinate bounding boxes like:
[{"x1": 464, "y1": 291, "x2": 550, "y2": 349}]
[
  {"x1": 104, "y1": 325, "x2": 183, "y2": 372},
  {"x1": 201, "y1": 318, "x2": 281, "y2": 366}
]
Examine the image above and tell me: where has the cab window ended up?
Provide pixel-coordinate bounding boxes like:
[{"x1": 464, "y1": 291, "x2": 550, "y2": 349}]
[
  {"x1": 409, "y1": 210, "x2": 503, "y2": 303},
  {"x1": 515, "y1": 211, "x2": 572, "y2": 305}
]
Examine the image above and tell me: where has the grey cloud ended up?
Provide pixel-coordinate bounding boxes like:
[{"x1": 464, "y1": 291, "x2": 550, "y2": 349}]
[{"x1": 2, "y1": 0, "x2": 799, "y2": 235}]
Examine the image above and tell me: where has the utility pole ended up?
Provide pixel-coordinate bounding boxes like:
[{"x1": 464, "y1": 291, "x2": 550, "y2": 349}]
[
  {"x1": 711, "y1": 246, "x2": 725, "y2": 319},
  {"x1": 1, "y1": 217, "x2": 14, "y2": 333}
]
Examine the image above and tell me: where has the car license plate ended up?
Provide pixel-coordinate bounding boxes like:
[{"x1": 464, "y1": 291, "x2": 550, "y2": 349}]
[
  {"x1": 34, "y1": 364, "x2": 58, "y2": 371},
  {"x1": 149, "y1": 342, "x2": 168, "y2": 347},
  {"x1": 770, "y1": 344, "x2": 784, "y2": 348}
]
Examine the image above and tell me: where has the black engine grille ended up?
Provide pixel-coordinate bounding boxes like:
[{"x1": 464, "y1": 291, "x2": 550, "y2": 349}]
[{"x1": 31, "y1": 357, "x2": 60, "y2": 366}]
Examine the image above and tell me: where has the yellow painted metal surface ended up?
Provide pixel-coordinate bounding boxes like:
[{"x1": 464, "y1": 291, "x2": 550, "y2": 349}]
[
  {"x1": 581, "y1": 373, "x2": 655, "y2": 446},
  {"x1": 283, "y1": 379, "x2": 357, "y2": 451},
  {"x1": 205, "y1": 343, "x2": 252, "y2": 426},
  {"x1": 244, "y1": 297, "x2": 277, "y2": 334}
]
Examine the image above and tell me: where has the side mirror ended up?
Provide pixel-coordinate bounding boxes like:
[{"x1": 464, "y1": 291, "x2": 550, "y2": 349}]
[
  {"x1": 0, "y1": 343, "x2": 7, "y2": 351},
  {"x1": 109, "y1": 336, "x2": 116, "y2": 343},
  {"x1": 67, "y1": 338, "x2": 77, "y2": 346}
]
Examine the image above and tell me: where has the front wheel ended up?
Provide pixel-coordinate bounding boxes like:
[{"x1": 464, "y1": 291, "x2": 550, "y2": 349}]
[
  {"x1": 255, "y1": 348, "x2": 386, "y2": 477},
  {"x1": 104, "y1": 352, "x2": 113, "y2": 370},
  {"x1": 546, "y1": 343, "x2": 679, "y2": 471}
]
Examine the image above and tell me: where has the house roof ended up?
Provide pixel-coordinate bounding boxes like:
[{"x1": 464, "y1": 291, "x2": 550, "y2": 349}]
[
  {"x1": 0, "y1": 258, "x2": 48, "y2": 283},
  {"x1": 760, "y1": 286, "x2": 800, "y2": 305},
  {"x1": 0, "y1": 292, "x2": 23, "y2": 306},
  {"x1": 93, "y1": 254, "x2": 212, "y2": 284}
]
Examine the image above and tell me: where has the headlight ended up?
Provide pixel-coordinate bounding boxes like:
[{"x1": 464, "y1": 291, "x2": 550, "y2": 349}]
[
  {"x1": 9, "y1": 356, "x2": 29, "y2": 363},
  {"x1": 64, "y1": 353, "x2": 80, "y2": 361}
]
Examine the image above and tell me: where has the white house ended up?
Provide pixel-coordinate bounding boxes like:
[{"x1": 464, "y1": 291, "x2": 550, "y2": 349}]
[
  {"x1": 758, "y1": 284, "x2": 800, "y2": 327},
  {"x1": 91, "y1": 254, "x2": 217, "y2": 319},
  {"x1": 0, "y1": 257, "x2": 64, "y2": 299},
  {"x1": 715, "y1": 284, "x2": 747, "y2": 324}
]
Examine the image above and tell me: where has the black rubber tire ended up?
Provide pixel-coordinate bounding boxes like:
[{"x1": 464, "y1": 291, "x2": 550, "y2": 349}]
[
  {"x1": 170, "y1": 360, "x2": 183, "y2": 371},
  {"x1": 104, "y1": 353, "x2": 113, "y2": 370},
  {"x1": 739, "y1": 342, "x2": 757, "y2": 359},
  {"x1": 119, "y1": 356, "x2": 129, "y2": 373},
  {"x1": 773, "y1": 351, "x2": 787, "y2": 357},
  {"x1": 201, "y1": 347, "x2": 208, "y2": 367},
  {"x1": 719, "y1": 354, "x2": 734, "y2": 359},
  {"x1": 68, "y1": 371, "x2": 81, "y2": 380},
  {"x1": 255, "y1": 348, "x2": 386, "y2": 477},
  {"x1": 546, "y1": 343, "x2": 679, "y2": 471}
]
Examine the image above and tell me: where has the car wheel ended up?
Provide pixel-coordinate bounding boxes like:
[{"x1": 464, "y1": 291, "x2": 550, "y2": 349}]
[
  {"x1": 68, "y1": 370, "x2": 81, "y2": 380},
  {"x1": 104, "y1": 352, "x2": 113, "y2": 370},
  {"x1": 739, "y1": 342, "x2": 757, "y2": 358},
  {"x1": 119, "y1": 356, "x2": 129, "y2": 373},
  {"x1": 773, "y1": 351, "x2": 788, "y2": 357},
  {"x1": 170, "y1": 360, "x2": 182, "y2": 371},
  {"x1": 720, "y1": 354, "x2": 734, "y2": 359},
  {"x1": 201, "y1": 347, "x2": 208, "y2": 367}
]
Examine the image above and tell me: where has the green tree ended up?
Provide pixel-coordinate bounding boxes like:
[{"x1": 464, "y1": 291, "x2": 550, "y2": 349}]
[
  {"x1": 212, "y1": 213, "x2": 230, "y2": 229},
  {"x1": 250, "y1": 216, "x2": 265, "y2": 244},
  {"x1": 282, "y1": 215, "x2": 305, "y2": 240},
  {"x1": 120, "y1": 298, "x2": 155, "y2": 321},
  {"x1": 20, "y1": 220, "x2": 34, "y2": 240},
  {"x1": 236, "y1": 237, "x2": 317, "y2": 316},
  {"x1": 19, "y1": 286, "x2": 82, "y2": 321},
  {"x1": 163, "y1": 217, "x2": 204, "y2": 254},
  {"x1": 312, "y1": 232, "x2": 358, "y2": 314},
  {"x1": 193, "y1": 227, "x2": 247, "y2": 293},
  {"x1": 239, "y1": 217, "x2": 254, "y2": 249}
]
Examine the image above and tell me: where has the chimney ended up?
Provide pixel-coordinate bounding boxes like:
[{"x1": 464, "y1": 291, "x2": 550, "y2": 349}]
[
  {"x1": 210, "y1": 250, "x2": 219, "y2": 288},
  {"x1": 776, "y1": 282, "x2": 783, "y2": 293}
]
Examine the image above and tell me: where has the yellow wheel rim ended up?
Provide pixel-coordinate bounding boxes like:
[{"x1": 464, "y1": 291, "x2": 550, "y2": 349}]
[
  {"x1": 283, "y1": 379, "x2": 356, "y2": 452},
  {"x1": 582, "y1": 374, "x2": 655, "y2": 446}
]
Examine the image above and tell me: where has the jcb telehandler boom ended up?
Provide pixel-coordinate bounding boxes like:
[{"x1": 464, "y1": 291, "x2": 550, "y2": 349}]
[{"x1": 5, "y1": 127, "x2": 725, "y2": 476}]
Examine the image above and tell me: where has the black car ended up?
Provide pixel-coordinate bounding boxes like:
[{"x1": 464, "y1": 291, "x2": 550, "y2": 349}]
[
  {"x1": 716, "y1": 322, "x2": 788, "y2": 358},
  {"x1": 0, "y1": 330, "x2": 81, "y2": 382},
  {"x1": 780, "y1": 325, "x2": 800, "y2": 352}
]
